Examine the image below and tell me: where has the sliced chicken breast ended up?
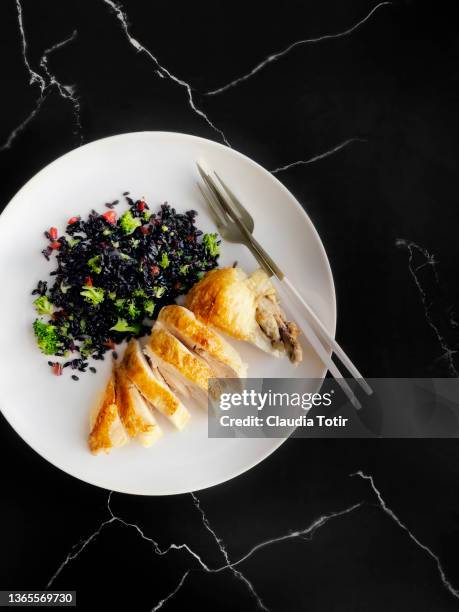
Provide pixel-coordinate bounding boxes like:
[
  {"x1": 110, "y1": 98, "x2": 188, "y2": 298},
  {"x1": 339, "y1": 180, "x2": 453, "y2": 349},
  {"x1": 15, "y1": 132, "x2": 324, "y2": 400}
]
[
  {"x1": 144, "y1": 322, "x2": 218, "y2": 411},
  {"x1": 122, "y1": 339, "x2": 190, "y2": 430},
  {"x1": 158, "y1": 304, "x2": 247, "y2": 378},
  {"x1": 115, "y1": 365, "x2": 163, "y2": 447},
  {"x1": 88, "y1": 373, "x2": 129, "y2": 455},
  {"x1": 185, "y1": 267, "x2": 302, "y2": 364}
]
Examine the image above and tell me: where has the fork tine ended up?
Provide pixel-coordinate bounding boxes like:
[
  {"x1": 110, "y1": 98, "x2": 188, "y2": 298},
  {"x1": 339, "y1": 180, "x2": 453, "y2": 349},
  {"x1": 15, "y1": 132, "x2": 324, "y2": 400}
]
[
  {"x1": 214, "y1": 171, "x2": 254, "y2": 230},
  {"x1": 198, "y1": 164, "x2": 255, "y2": 237},
  {"x1": 197, "y1": 183, "x2": 227, "y2": 227},
  {"x1": 197, "y1": 165, "x2": 232, "y2": 221},
  {"x1": 205, "y1": 175, "x2": 242, "y2": 224},
  {"x1": 197, "y1": 163, "x2": 227, "y2": 207},
  {"x1": 197, "y1": 166, "x2": 237, "y2": 221},
  {"x1": 196, "y1": 162, "x2": 215, "y2": 191}
]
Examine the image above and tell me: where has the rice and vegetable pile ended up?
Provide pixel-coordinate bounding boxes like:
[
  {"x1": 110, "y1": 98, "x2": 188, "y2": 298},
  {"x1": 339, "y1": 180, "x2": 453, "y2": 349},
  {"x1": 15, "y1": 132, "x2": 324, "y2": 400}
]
[{"x1": 31, "y1": 194, "x2": 220, "y2": 377}]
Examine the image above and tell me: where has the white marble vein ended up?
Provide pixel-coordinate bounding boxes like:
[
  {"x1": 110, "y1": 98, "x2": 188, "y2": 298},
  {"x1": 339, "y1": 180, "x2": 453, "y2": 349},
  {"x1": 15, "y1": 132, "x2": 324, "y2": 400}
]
[
  {"x1": 271, "y1": 138, "x2": 366, "y2": 174},
  {"x1": 102, "y1": 0, "x2": 230, "y2": 146},
  {"x1": 47, "y1": 491, "x2": 210, "y2": 590},
  {"x1": 15, "y1": 0, "x2": 46, "y2": 93},
  {"x1": 206, "y1": 2, "x2": 392, "y2": 96},
  {"x1": 1, "y1": 0, "x2": 46, "y2": 151},
  {"x1": 39, "y1": 31, "x2": 82, "y2": 144},
  {"x1": 191, "y1": 492, "x2": 268, "y2": 611},
  {"x1": 396, "y1": 239, "x2": 458, "y2": 376},
  {"x1": 151, "y1": 571, "x2": 190, "y2": 611},
  {"x1": 216, "y1": 502, "x2": 362, "y2": 571},
  {"x1": 0, "y1": 94, "x2": 47, "y2": 152},
  {"x1": 2, "y1": 3, "x2": 80, "y2": 151},
  {"x1": 46, "y1": 490, "x2": 363, "y2": 609},
  {"x1": 46, "y1": 513, "x2": 116, "y2": 589},
  {"x1": 352, "y1": 471, "x2": 459, "y2": 599}
]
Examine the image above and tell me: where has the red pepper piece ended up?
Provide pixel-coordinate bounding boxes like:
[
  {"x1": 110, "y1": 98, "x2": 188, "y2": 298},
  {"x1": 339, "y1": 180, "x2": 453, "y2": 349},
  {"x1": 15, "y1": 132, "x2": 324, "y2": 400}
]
[
  {"x1": 49, "y1": 227, "x2": 58, "y2": 240},
  {"x1": 68, "y1": 216, "x2": 79, "y2": 225},
  {"x1": 50, "y1": 241, "x2": 61, "y2": 250},
  {"x1": 102, "y1": 210, "x2": 117, "y2": 224},
  {"x1": 52, "y1": 363, "x2": 63, "y2": 376},
  {"x1": 84, "y1": 276, "x2": 93, "y2": 287}
]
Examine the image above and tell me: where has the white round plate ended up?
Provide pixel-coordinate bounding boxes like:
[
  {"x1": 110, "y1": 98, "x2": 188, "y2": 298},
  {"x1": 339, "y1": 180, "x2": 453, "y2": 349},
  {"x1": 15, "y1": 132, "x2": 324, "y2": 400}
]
[{"x1": 0, "y1": 132, "x2": 336, "y2": 495}]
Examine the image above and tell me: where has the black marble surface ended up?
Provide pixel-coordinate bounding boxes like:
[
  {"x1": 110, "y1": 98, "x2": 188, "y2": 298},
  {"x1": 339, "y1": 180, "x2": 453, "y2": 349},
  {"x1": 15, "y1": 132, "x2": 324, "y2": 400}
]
[{"x1": 2, "y1": 1, "x2": 459, "y2": 610}]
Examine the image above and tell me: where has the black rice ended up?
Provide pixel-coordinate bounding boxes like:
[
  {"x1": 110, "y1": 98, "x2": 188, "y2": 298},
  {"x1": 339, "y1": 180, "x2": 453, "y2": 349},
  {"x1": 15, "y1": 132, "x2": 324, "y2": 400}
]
[{"x1": 32, "y1": 195, "x2": 220, "y2": 376}]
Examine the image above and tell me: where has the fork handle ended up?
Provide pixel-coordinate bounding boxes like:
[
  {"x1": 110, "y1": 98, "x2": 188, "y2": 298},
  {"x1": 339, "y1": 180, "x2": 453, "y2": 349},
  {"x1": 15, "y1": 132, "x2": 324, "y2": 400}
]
[
  {"x1": 280, "y1": 276, "x2": 372, "y2": 395},
  {"x1": 244, "y1": 232, "x2": 372, "y2": 397},
  {"x1": 271, "y1": 276, "x2": 362, "y2": 410}
]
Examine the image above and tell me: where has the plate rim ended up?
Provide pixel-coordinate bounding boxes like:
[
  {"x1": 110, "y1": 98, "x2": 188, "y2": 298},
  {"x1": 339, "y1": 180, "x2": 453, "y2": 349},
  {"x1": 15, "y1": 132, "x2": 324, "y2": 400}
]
[{"x1": 0, "y1": 131, "x2": 337, "y2": 496}]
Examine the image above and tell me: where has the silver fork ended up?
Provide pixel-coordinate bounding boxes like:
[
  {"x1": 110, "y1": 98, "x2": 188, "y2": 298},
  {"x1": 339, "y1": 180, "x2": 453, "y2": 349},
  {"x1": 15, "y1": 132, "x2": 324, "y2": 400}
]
[
  {"x1": 214, "y1": 171, "x2": 254, "y2": 232},
  {"x1": 197, "y1": 162, "x2": 372, "y2": 410},
  {"x1": 198, "y1": 183, "x2": 275, "y2": 272},
  {"x1": 199, "y1": 176, "x2": 254, "y2": 234},
  {"x1": 197, "y1": 166, "x2": 282, "y2": 277}
]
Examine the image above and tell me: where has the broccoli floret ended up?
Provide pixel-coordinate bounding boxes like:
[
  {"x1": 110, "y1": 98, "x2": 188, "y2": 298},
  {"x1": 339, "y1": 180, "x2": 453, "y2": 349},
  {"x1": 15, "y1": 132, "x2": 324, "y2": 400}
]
[
  {"x1": 115, "y1": 298, "x2": 126, "y2": 310},
  {"x1": 33, "y1": 319, "x2": 62, "y2": 355},
  {"x1": 59, "y1": 322, "x2": 70, "y2": 337},
  {"x1": 33, "y1": 295, "x2": 53, "y2": 315},
  {"x1": 179, "y1": 264, "x2": 190, "y2": 275},
  {"x1": 144, "y1": 299, "x2": 155, "y2": 317},
  {"x1": 87, "y1": 255, "x2": 102, "y2": 274},
  {"x1": 80, "y1": 339, "x2": 93, "y2": 357},
  {"x1": 119, "y1": 210, "x2": 141, "y2": 235},
  {"x1": 202, "y1": 233, "x2": 220, "y2": 257},
  {"x1": 110, "y1": 318, "x2": 141, "y2": 333},
  {"x1": 133, "y1": 289, "x2": 147, "y2": 298},
  {"x1": 152, "y1": 286, "x2": 166, "y2": 298},
  {"x1": 80, "y1": 285, "x2": 105, "y2": 305},
  {"x1": 160, "y1": 252, "x2": 170, "y2": 269},
  {"x1": 127, "y1": 300, "x2": 141, "y2": 320}
]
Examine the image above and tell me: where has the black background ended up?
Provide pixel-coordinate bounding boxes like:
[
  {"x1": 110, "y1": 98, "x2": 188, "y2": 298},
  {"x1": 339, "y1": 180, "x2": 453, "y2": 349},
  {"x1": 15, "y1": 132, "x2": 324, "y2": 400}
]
[{"x1": 2, "y1": 1, "x2": 459, "y2": 610}]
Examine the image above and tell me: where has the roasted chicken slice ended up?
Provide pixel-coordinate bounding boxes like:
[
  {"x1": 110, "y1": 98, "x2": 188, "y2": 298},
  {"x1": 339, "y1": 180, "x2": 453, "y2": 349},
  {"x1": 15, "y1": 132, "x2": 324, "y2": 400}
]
[
  {"x1": 144, "y1": 322, "x2": 218, "y2": 411},
  {"x1": 158, "y1": 305, "x2": 247, "y2": 378},
  {"x1": 88, "y1": 373, "x2": 129, "y2": 455},
  {"x1": 122, "y1": 339, "x2": 190, "y2": 430},
  {"x1": 115, "y1": 365, "x2": 163, "y2": 447},
  {"x1": 185, "y1": 267, "x2": 302, "y2": 364}
]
